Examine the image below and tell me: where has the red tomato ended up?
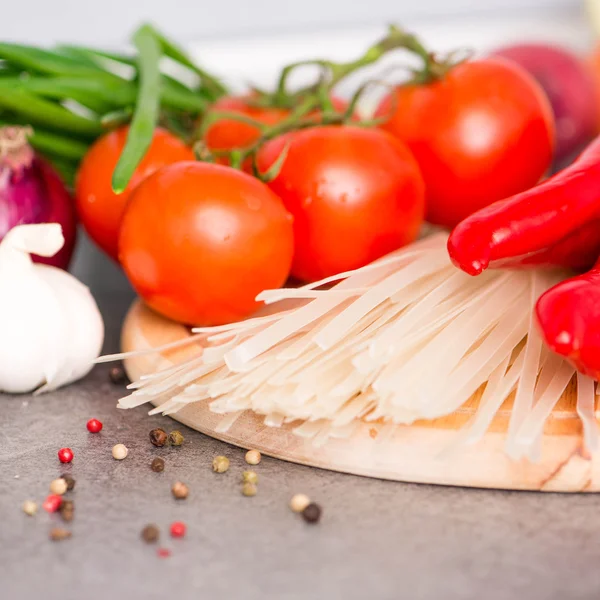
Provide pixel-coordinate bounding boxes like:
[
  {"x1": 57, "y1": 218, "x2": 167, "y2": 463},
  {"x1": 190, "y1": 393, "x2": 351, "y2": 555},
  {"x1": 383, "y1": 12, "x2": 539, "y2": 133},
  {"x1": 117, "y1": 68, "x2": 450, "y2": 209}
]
[
  {"x1": 204, "y1": 95, "x2": 349, "y2": 156},
  {"x1": 76, "y1": 126, "x2": 194, "y2": 261},
  {"x1": 256, "y1": 126, "x2": 425, "y2": 283},
  {"x1": 376, "y1": 58, "x2": 555, "y2": 227},
  {"x1": 119, "y1": 162, "x2": 294, "y2": 326}
]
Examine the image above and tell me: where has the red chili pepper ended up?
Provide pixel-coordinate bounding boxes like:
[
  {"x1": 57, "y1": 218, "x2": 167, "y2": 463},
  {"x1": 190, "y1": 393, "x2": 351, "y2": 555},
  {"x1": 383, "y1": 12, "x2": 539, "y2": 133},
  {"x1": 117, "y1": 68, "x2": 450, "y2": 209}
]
[
  {"x1": 536, "y1": 258, "x2": 600, "y2": 379},
  {"x1": 448, "y1": 136, "x2": 600, "y2": 275}
]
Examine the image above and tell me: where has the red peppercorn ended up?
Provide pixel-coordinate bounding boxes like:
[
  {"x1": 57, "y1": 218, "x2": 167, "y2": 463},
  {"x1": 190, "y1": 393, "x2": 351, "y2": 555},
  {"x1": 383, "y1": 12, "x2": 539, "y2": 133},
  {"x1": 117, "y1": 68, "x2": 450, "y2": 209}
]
[
  {"x1": 58, "y1": 448, "x2": 74, "y2": 463},
  {"x1": 86, "y1": 418, "x2": 103, "y2": 433},
  {"x1": 43, "y1": 494, "x2": 63, "y2": 513},
  {"x1": 170, "y1": 522, "x2": 186, "y2": 538},
  {"x1": 157, "y1": 547, "x2": 171, "y2": 558}
]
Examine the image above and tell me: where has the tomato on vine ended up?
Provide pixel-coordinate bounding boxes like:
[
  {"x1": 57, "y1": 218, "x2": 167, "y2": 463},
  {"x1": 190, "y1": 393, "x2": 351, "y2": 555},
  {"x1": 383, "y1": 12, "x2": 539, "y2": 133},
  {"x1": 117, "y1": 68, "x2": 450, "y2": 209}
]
[
  {"x1": 376, "y1": 57, "x2": 555, "y2": 228},
  {"x1": 256, "y1": 126, "x2": 425, "y2": 282},
  {"x1": 118, "y1": 162, "x2": 294, "y2": 326},
  {"x1": 76, "y1": 126, "x2": 194, "y2": 261}
]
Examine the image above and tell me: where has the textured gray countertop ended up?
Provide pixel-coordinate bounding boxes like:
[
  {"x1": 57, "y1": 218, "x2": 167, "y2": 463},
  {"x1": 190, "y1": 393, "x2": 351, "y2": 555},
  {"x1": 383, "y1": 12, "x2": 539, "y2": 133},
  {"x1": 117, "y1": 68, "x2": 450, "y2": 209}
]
[{"x1": 2, "y1": 264, "x2": 600, "y2": 600}]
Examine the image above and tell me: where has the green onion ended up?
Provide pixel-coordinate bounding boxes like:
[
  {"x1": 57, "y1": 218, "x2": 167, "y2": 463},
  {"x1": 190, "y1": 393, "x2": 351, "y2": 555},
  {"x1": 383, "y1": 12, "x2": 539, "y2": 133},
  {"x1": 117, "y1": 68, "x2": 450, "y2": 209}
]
[
  {"x1": 0, "y1": 43, "x2": 100, "y2": 76},
  {"x1": 111, "y1": 25, "x2": 162, "y2": 193},
  {"x1": 144, "y1": 24, "x2": 227, "y2": 99},
  {"x1": 28, "y1": 128, "x2": 89, "y2": 161},
  {"x1": 0, "y1": 89, "x2": 102, "y2": 136}
]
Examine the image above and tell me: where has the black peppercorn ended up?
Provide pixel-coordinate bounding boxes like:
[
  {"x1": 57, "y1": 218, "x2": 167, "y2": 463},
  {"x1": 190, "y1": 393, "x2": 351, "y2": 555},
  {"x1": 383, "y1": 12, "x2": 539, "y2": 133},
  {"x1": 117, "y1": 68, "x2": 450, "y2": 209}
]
[
  {"x1": 141, "y1": 524, "x2": 160, "y2": 543},
  {"x1": 302, "y1": 503, "x2": 322, "y2": 524},
  {"x1": 151, "y1": 457, "x2": 165, "y2": 472},
  {"x1": 149, "y1": 428, "x2": 168, "y2": 447},
  {"x1": 109, "y1": 365, "x2": 128, "y2": 385},
  {"x1": 60, "y1": 473, "x2": 76, "y2": 491},
  {"x1": 60, "y1": 500, "x2": 74, "y2": 523}
]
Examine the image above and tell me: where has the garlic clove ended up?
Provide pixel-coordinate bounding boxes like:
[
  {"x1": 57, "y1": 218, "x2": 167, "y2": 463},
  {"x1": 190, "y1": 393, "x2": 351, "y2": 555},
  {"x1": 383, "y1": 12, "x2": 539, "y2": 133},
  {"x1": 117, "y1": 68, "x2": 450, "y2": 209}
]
[{"x1": 34, "y1": 265, "x2": 104, "y2": 392}]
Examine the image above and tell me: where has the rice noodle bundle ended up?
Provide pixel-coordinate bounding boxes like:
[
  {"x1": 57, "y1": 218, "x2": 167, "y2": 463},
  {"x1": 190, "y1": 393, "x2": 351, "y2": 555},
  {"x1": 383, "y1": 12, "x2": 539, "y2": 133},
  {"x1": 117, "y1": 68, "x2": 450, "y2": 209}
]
[{"x1": 105, "y1": 232, "x2": 599, "y2": 460}]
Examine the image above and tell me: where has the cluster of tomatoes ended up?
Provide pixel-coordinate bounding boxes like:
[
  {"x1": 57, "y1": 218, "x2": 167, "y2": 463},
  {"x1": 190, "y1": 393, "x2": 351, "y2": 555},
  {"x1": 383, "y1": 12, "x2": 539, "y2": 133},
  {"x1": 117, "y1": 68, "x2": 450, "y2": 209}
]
[{"x1": 76, "y1": 54, "x2": 555, "y2": 327}]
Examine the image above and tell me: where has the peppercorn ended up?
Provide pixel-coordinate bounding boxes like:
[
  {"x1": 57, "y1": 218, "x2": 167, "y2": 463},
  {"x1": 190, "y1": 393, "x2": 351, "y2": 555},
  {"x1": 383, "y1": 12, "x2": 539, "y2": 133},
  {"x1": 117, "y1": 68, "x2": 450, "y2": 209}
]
[
  {"x1": 212, "y1": 455, "x2": 230, "y2": 473},
  {"x1": 149, "y1": 428, "x2": 168, "y2": 447},
  {"x1": 302, "y1": 502, "x2": 322, "y2": 524},
  {"x1": 60, "y1": 500, "x2": 75, "y2": 523},
  {"x1": 242, "y1": 482, "x2": 257, "y2": 497},
  {"x1": 245, "y1": 449, "x2": 261, "y2": 465},
  {"x1": 290, "y1": 494, "x2": 311, "y2": 513},
  {"x1": 109, "y1": 365, "x2": 128, "y2": 385},
  {"x1": 86, "y1": 418, "x2": 103, "y2": 433},
  {"x1": 22, "y1": 500, "x2": 38, "y2": 516},
  {"x1": 171, "y1": 481, "x2": 189, "y2": 500},
  {"x1": 49, "y1": 478, "x2": 68, "y2": 496},
  {"x1": 57, "y1": 448, "x2": 73, "y2": 463},
  {"x1": 43, "y1": 494, "x2": 62, "y2": 513},
  {"x1": 112, "y1": 443, "x2": 128, "y2": 460},
  {"x1": 157, "y1": 547, "x2": 171, "y2": 558},
  {"x1": 170, "y1": 521, "x2": 186, "y2": 538},
  {"x1": 49, "y1": 527, "x2": 71, "y2": 541},
  {"x1": 168, "y1": 430, "x2": 184, "y2": 446},
  {"x1": 242, "y1": 470, "x2": 258, "y2": 484},
  {"x1": 141, "y1": 524, "x2": 160, "y2": 543},
  {"x1": 60, "y1": 473, "x2": 76, "y2": 491},
  {"x1": 151, "y1": 457, "x2": 165, "y2": 473}
]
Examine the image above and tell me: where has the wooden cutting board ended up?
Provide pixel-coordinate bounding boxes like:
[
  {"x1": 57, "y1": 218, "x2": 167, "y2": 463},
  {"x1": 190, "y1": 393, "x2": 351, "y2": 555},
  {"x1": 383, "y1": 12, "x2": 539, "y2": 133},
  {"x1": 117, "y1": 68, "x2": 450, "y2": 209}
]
[{"x1": 121, "y1": 299, "x2": 600, "y2": 492}]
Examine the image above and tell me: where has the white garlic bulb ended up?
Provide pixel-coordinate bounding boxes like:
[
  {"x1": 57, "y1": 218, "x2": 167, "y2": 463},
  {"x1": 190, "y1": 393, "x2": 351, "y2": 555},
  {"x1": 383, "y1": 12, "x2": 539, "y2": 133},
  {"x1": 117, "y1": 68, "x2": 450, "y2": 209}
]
[{"x1": 0, "y1": 223, "x2": 104, "y2": 393}]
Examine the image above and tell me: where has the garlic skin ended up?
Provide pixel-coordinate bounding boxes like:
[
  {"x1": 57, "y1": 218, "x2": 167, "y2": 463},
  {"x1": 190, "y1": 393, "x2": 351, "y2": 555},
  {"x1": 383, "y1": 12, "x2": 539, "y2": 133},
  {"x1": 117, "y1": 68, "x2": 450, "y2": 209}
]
[{"x1": 0, "y1": 223, "x2": 104, "y2": 394}]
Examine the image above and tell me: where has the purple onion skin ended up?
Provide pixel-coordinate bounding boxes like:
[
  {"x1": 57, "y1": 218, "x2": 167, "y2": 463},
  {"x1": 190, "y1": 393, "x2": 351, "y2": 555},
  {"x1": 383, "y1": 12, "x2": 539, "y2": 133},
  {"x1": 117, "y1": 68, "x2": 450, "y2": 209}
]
[
  {"x1": 0, "y1": 156, "x2": 77, "y2": 270},
  {"x1": 491, "y1": 44, "x2": 598, "y2": 164}
]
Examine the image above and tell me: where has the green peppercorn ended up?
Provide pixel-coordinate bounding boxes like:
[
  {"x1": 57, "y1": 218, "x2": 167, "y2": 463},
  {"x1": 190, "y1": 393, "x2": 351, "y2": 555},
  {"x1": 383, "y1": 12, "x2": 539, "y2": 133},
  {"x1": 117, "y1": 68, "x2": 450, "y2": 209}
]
[
  {"x1": 242, "y1": 483, "x2": 257, "y2": 497},
  {"x1": 168, "y1": 430, "x2": 184, "y2": 446},
  {"x1": 242, "y1": 470, "x2": 258, "y2": 484},
  {"x1": 212, "y1": 455, "x2": 230, "y2": 473}
]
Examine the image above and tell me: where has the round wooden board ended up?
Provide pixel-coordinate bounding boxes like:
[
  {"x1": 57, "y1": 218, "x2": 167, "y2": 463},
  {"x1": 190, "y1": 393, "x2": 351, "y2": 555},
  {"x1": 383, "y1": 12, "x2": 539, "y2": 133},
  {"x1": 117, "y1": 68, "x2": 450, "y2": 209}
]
[{"x1": 121, "y1": 299, "x2": 600, "y2": 492}]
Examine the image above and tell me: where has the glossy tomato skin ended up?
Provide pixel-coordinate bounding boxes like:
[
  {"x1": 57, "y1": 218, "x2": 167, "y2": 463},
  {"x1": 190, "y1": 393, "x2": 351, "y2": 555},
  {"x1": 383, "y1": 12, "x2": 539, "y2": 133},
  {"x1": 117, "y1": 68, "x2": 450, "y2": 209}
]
[
  {"x1": 76, "y1": 126, "x2": 194, "y2": 261},
  {"x1": 204, "y1": 95, "x2": 349, "y2": 155},
  {"x1": 118, "y1": 162, "x2": 294, "y2": 326},
  {"x1": 376, "y1": 58, "x2": 555, "y2": 228},
  {"x1": 256, "y1": 126, "x2": 425, "y2": 283}
]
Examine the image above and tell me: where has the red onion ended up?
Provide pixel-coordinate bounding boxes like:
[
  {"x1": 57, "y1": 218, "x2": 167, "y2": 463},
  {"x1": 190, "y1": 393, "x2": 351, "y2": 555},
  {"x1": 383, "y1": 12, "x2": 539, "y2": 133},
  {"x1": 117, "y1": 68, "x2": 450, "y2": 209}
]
[{"x1": 0, "y1": 127, "x2": 77, "y2": 270}]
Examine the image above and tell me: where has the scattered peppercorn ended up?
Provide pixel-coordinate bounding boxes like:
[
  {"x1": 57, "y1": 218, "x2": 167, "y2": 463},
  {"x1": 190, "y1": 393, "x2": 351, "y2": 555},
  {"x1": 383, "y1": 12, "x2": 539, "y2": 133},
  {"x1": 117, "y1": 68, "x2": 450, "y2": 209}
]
[
  {"x1": 59, "y1": 500, "x2": 74, "y2": 523},
  {"x1": 49, "y1": 478, "x2": 68, "y2": 495},
  {"x1": 245, "y1": 449, "x2": 261, "y2": 465},
  {"x1": 302, "y1": 502, "x2": 322, "y2": 524},
  {"x1": 60, "y1": 473, "x2": 76, "y2": 491},
  {"x1": 170, "y1": 521, "x2": 186, "y2": 538},
  {"x1": 168, "y1": 430, "x2": 184, "y2": 446},
  {"x1": 212, "y1": 455, "x2": 230, "y2": 473},
  {"x1": 290, "y1": 494, "x2": 311, "y2": 513},
  {"x1": 22, "y1": 500, "x2": 38, "y2": 516},
  {"x1": 43, "y1": 494, "x2": 63, "y2": 513},
  {"x1": 109, "y1": 365, "x2": 128, "y2": 385},
  {"x1": 57, "y1": 448, "x2": 74, "y2": 463},
  {"x1": 157, "y1": 547, "x2": 171, "y2": 558},
  {"x1": 171, "y1": 481, "x2": 189, "y2": 500},
  {"x1": 112, "y1": 443, "x2": 128, "y2": 460},
  {"x1": 49, "y1": 527, "x2": 71, "y2": 542},
  {"x1": 242, "y1": 482, "x2": 258, "y2": 497},
  {"x1": 242, "y1": 470, "x2": 258, "y2": 484},
  {"x1": 86, "y1": 418, "x2": 103, "y2": 433},
  {"x1": 141, "y1": 524, "x2": 160, "y2": 543},
  {"x1": 151, "y1": 457, "x2": 165, "y2": 473},
  {"x1": 149, "y1": 428, "x2": 168, "y2": 447}
]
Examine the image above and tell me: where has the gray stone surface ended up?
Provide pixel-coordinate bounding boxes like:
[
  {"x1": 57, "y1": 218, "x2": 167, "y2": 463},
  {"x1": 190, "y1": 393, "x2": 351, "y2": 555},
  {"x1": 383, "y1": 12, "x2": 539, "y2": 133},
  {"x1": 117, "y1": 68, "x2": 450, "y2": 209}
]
[{"x1": 2, "y1": 285, "x2": 600, "y2": 600}]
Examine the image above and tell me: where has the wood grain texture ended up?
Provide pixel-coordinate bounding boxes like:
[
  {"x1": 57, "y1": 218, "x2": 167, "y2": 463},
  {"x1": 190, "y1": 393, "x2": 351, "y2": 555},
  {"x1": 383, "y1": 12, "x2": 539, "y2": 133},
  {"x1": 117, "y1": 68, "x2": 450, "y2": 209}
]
[{"x1": 122, "y1": 299, "x2": 600, "y2": 492}]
